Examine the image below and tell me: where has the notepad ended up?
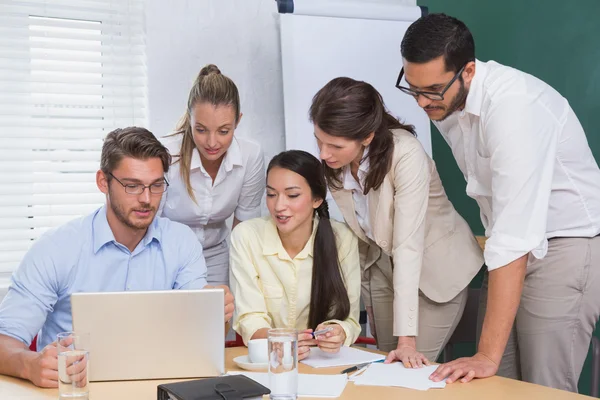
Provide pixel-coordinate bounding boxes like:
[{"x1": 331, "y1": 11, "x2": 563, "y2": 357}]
[
  {"x1": 353, "y1": 362, "x2": 446, "y2": 391},
  {"x1": 299, "y1": 346, "x2": 385, "y2": 368},
  {"x1": 227, "y1": 371, "x2": 348, "y2": 398}
]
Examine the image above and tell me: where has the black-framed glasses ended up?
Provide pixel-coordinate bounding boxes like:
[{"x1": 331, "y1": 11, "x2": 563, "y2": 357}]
[
  {"x1": 395, "y1": 64, "x2": 466, "y2": 101},
  {"x1": 108, "y1": 172, "x2": 169, "y2": 195}
]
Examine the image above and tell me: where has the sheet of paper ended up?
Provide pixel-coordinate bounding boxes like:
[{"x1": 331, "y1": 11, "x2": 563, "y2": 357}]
[
  {"x1": 299, "y1": 346, "x2": 385, "y2": 368},
  {"x1": 227, "y1": 371, "x2": 348, "y2": 398},
  {"x1": 353, "y1": 363, "x2": 446, "y2": 391}
]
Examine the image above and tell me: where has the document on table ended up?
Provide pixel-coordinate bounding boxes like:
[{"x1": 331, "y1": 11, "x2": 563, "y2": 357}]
[
  {"x1": 353, "y1": 362, "x2": 446, "y2": 391},
  {"x1": 300, "y1": 346, "x2": 385, "y2": 368},
  {"x1": 227, "y1": 371, "x2": 348, "y2": 398}
]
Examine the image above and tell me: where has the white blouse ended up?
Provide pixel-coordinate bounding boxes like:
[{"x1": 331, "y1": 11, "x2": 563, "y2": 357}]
[
  {"x1": 342, "y1": 149, "x2": 374, "y2": 242},
  {"x1": 160, "y1": 134, "x2": 265, "y2": 249}
]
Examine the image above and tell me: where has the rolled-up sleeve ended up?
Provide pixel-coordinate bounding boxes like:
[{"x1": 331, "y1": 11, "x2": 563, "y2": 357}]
[
  {"x1": 234, "y1": 145, "x2": 265, "y2": 221},
  {"x1": 323, "y1": 226, "x2": 361, "y2": 346},
  {"x1": 0, "y1": 237, "x2": 60, "y2": 346},
  {"x1": 229, "y1": 224, "x2": 272, "y2": 344},
  {"x1": 483, "y1": 97, "x2": 559, "y2": 270},
  {"x1": 391, "y1": 139, "x2": 430, "y2": 337}
]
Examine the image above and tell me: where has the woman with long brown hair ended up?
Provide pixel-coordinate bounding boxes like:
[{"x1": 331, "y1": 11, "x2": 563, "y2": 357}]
[
  {"x1": 309, "y1": 77, "x2": 483, "y2": 367},
  {"x1": 230, "y1": 150, "x2": 361, "y2": 359},
  {"x1": 160, "y1": 64, "x2": 265, "y2": 286}
]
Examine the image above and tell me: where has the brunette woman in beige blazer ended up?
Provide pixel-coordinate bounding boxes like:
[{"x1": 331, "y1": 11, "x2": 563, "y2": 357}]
[{"x1": 309, "y1": 77, "x2": 483, "y2": 367}]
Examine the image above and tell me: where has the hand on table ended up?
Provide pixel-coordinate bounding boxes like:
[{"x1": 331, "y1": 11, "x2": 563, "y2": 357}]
[
  {"x1": 25, "y1": 341, "x2": 59, "y2": 388},
  {"x1": 384, "y1": 336, "x2": 429, "y2": 368},
  {"x1": 385, "y1": 345, "x2": 430, "y2": 368},
  {"x1": 429, "y1": 352, "x2": 498, "y2": 383}
]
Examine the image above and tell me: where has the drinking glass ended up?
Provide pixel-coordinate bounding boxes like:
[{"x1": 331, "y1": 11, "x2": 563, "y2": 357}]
[
  {"x1": 267, "y1": 328, "x2": 298, "y2": 400},
  {"x1": 57, "y1": 331, "x2": 90, "y2": 399}
]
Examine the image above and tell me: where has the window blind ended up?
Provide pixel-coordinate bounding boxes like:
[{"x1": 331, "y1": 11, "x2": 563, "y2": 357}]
[{"x1": 0, "y1": 0, "x2": 147, "y2": 277}]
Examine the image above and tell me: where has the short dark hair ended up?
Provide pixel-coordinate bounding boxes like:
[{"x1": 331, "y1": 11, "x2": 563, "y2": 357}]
[
  {"x1": 100, "y1": 127, "x2": 171, "y2": 176},
  {"x1": 401, "y1": 13, "x2": 475, "y2": 73}
]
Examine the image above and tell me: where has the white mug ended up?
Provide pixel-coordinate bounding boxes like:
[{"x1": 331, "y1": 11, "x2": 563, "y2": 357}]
[{"x1": 247, "y1": 338, "x2": 268, "y2": 364}]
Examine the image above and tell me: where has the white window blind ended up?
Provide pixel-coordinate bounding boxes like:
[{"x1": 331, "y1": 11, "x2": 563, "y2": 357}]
[{"x1": 0, "y1": 0, "x2": 146, "y2": 278}]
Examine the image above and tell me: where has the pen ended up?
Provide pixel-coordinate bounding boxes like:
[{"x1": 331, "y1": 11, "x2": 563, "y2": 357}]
[
  {"x1": 311, "y1": 326, "x2": 334, "y2": 338},
  {"x1": 348, "y1": 365, "x2": 369, "y2": 381},
  {"x1": 340, "y1": 359, "x2": 384, "y2": 374}
]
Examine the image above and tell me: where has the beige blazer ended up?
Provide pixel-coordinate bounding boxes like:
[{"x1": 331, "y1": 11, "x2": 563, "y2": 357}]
[{"x1": 331, "y1": 129, "x2": 483, "y2": 337}]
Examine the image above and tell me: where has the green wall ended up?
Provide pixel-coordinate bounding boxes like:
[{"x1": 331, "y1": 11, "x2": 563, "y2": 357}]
[{"x1": 416, "y1": 0, "x2": 600, "y2": 395}]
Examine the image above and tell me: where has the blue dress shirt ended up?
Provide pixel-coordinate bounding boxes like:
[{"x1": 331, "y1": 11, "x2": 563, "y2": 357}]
[{"x1": 0, "y1": 206, "x2": 208, "y2": 350}]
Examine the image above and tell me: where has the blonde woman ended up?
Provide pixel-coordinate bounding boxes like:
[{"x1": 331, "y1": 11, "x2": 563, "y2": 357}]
[{"x1": 161, "y1": 64, "x2": 265, "y2": 286}]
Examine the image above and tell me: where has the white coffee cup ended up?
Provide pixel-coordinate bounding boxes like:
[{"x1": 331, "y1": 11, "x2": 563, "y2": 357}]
[{"x1": 247, "y1": 338, "x2": 268, "y2": 364}]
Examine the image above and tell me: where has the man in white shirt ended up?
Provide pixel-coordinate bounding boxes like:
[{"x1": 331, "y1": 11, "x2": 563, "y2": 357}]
[{"x1": 397, "y1": 13, "x2": 600, "y2": 392}]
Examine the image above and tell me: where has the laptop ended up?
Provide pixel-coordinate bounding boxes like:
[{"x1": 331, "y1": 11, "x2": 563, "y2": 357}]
[{"x1": 71, "y1": 289, "x2": 225, "y2": 381}]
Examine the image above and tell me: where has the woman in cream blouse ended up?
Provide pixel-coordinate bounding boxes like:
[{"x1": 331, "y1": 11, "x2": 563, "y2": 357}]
[
  {"x1": 160, "y1": 64, "x2": 264, "y2": 286},
  {"x1": 309, "y1": 77, "x2": 483, "y2": 367},
  {"x1": 230, "y1": 150, "x2": 361, "y2": 360}
]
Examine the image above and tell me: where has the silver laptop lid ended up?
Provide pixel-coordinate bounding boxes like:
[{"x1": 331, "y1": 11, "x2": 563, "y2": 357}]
[{"x1": 71, "y1": 289, "x2": 224, "y2": 381}]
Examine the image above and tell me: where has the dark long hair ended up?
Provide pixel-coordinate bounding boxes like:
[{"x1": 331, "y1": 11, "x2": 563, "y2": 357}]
[
  {"x1": 309, "y1": 77, "x2": 415, "y2": 195},
  {"x1": 267, "y1": 150, "x2": 350, "y2": 329}
]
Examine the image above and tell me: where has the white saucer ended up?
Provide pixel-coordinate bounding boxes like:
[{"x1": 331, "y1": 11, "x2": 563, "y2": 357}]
[{"x1": 233, "y1": 355, "x2": 268, "y2": 372}]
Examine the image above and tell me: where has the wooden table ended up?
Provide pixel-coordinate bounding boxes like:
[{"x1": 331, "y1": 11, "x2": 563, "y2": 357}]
[{"x1": 0, "y1": 346, "x2": 590, "y2": 399}]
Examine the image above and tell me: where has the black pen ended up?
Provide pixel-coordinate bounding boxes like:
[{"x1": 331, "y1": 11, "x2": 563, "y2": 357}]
[{"x1": 340, "y1": 359, "x2": 384, "y2": 374}]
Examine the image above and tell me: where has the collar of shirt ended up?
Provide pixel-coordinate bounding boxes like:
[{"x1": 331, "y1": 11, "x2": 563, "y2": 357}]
[
  {"x1": 342, "y1": 147, "x2": 370, "y2": 191},
  {"x1": 262, "y1": 216, "x2": 320, "y2": 260},
  {"x1": 92, "y1": 205, "x2": 161, "y2": 254},
  {"x1": 463, "y1": 59, "x2": 488, "y2": 118},
  {"x1": 190, "y1": 136, "x2": 244, "y2": 174}
]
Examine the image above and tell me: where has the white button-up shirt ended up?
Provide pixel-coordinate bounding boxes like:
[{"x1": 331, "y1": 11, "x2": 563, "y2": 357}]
[
  {"x1": 160, "y1": 134, "x2": 265, "y2": 249},
  {"x1": 342, "y1": 149, "x2": 374, "y2": 242},
  {"x1": 434, "y1": 60, "x2": 600, "y2": 270}
]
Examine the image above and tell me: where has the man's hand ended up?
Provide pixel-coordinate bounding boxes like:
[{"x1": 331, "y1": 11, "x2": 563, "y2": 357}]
[
  {"x1": 432, "y1": 255, "x2": 526, "y2": 384},
  {"x1": 204, "y1": 285, "x2": 235, "y2": 322},
  {"x1": 24, "y1": 341, "x2": 59, "y2": 388},
  {"x1": 60, "y1": 351, "x2": 89, "y2": 389},
  {"x1": 314, "y1": 324, "x2": 346, "y2": 354},
  {"x1": 219, "y1": 285, "x2": 235, "y2": 322},
  {"x1": 429, "y1": 352, "x2": 498, "y2": 383}
]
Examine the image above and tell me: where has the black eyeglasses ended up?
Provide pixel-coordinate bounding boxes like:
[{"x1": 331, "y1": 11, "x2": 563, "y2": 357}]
[
  {"x1": 395, "y1": 64, "x2": 466, "y2": 101},
  {"x1": 108, "y1": 172, "x2": 169, "y2": 195}
]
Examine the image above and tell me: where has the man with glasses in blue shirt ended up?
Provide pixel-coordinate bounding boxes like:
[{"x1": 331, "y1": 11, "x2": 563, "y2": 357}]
[
  {"x1": 0, "y1": 127, "x2": 235, "y2": 388},
  {"x1": 393, "y1": 13, "x2": 600, "y2": 392}
]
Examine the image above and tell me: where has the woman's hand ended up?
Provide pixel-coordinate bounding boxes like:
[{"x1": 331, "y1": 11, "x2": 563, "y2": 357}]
[
  {"x1": 314, "y1": 324, "x2": 346, "y2": 354},
  {"x1": 298, "y1": 329, "x2": 317, "y2": 361},
  {"x1": 384, "y1": 336, "x2": 430, "y2": 368}
]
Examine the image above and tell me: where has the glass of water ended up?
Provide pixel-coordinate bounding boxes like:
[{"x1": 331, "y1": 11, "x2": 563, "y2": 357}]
[
  {"x1": 267, "y1": 328, "x2": 298, "y2": 400},
  {"x1": 57, "y1": 331, "x2": 90, "y2": 399}
]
